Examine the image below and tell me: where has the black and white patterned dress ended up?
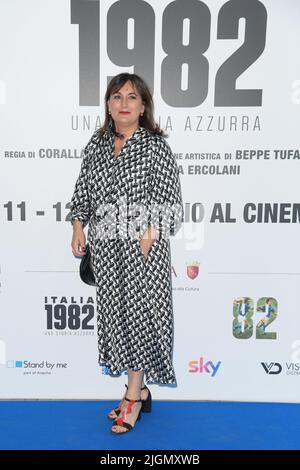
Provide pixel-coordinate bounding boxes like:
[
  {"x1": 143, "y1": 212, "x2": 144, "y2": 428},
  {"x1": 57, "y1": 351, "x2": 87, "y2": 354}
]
[{"x1": 69, "y1": 126, "x2": 183, "y2": 384}]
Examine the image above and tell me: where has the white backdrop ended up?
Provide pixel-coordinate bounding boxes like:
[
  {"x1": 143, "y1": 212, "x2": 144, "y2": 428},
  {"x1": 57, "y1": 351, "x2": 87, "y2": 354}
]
[{"x1": 1, "y1": 0, "x2": 300, "y2": 401}]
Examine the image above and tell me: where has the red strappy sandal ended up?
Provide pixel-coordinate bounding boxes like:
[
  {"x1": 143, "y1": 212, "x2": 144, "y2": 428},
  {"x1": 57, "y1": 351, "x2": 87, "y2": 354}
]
[
  {"x1": 111, "y1": 396, "x2": 142, "y2": 434},
  {"x1": 107, "y1": 384, "x2": 152, "y2": 420}
]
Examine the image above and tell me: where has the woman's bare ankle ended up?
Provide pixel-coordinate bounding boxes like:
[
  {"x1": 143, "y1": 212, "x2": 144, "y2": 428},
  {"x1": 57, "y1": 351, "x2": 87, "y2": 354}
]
[{"x1": 126, "y1": 387, "x2": 141, "y2": 401}]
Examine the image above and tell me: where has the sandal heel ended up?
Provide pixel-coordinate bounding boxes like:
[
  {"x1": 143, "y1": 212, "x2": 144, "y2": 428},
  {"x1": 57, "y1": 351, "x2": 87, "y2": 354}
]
[{"x1": 141, "y1": 385, "x2": 152, "y2": 413}]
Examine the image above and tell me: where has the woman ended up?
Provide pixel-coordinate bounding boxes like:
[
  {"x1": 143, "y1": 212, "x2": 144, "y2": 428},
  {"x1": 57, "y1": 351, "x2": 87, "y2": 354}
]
[{"x1": 70, "y1": 73, "x2": 183, "y2": 434}]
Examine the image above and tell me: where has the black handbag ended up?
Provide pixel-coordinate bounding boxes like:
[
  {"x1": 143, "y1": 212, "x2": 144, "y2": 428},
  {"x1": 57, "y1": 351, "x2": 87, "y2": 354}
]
[{"x1": 79, "y1": 243, "x2": 96, "y2": 286}]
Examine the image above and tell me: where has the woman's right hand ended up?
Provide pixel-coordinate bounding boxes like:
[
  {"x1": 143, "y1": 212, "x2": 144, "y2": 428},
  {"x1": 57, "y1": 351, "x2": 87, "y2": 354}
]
[{"x1": 71, "y1": 221, "x2": 86, "y2": 257}]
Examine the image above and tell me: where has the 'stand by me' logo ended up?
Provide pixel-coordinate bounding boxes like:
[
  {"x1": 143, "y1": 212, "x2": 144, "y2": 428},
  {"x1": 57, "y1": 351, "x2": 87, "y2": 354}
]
[{"x1": 189, "y1": 357, "x2": 221, "y2": 377}]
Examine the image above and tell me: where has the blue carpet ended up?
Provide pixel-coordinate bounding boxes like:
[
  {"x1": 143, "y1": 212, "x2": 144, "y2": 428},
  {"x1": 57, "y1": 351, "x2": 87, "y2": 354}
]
[{"x1": 0, "y1": 401, "x2": 299, "y2": 450}]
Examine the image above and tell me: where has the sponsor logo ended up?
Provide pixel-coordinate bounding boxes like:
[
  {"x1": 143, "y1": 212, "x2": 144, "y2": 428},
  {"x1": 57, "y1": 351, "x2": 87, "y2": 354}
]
[
  {"x1": 261, "y1": 362, "x2": 282, "y2": 374},
  {"x1": 189, "y1": 357, "x2": 221, "y2": 377},
  {"x1": 6, "y1": 359, "x2": 68, "y2": 374},
  {"x1": 186, "y1": 262, "x2": 200, "y2": 280},
  {"x1": 261, "y1": 361, "x2": 300, "y2": 376}
]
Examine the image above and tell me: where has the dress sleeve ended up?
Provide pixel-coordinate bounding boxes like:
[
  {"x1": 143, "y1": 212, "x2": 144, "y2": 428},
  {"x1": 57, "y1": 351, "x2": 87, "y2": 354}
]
[
  {"x1": 69, "y1": 131, "x2": 97, "y2": 228},
  {"x1": 142, "y1": 136, "x2": 184, "y2": 239}
]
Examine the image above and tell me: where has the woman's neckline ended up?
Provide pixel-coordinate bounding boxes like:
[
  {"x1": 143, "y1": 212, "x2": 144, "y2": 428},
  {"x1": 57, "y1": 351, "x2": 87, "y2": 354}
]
[{"x1": 112, "y1": 126, "x2": 144, "y2": 159}]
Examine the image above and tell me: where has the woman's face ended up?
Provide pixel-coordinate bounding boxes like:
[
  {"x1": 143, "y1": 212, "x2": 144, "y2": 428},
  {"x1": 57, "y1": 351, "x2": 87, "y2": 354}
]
[{"x1": 107, "y1": 80, "x2": 145, "y2": 131}]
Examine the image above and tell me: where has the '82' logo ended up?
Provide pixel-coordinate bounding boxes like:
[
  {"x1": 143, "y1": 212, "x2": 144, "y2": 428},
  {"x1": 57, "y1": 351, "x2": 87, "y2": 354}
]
[
  {"x1": 71, "y1": 0, "x2": 267, "y2": 106},
  {"x1": 233, "y1": 297, "x2": 278, "y2": 340}
]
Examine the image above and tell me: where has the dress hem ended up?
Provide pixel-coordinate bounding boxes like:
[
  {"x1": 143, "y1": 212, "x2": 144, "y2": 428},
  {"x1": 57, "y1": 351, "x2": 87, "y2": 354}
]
[{"x1": 98, "y1": 359, "x2": 177, "y2": 386}]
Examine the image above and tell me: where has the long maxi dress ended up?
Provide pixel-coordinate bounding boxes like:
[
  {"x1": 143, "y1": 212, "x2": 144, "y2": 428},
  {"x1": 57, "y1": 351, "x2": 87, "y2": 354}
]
[{"x1": 69, "y1": 125, "x2": 184, "y2": 384}]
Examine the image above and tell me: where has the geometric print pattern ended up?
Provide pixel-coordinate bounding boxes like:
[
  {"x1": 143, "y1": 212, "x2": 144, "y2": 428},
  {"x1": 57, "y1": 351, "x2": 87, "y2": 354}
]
[{"x1": 69, "y1": 126, "x2": 184, "y2": 384}]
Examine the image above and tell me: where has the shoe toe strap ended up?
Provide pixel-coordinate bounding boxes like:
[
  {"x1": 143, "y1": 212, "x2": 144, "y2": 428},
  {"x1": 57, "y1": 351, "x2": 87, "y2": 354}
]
[{"x1": 114, "y1": 420, "x2": 133, "y2": 431}]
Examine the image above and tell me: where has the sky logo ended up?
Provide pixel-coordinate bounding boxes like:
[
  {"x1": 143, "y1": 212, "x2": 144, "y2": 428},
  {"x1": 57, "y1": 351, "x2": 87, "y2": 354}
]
[{"x1": 188, "y1": 357, "x2": 221, "y2": 377}]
